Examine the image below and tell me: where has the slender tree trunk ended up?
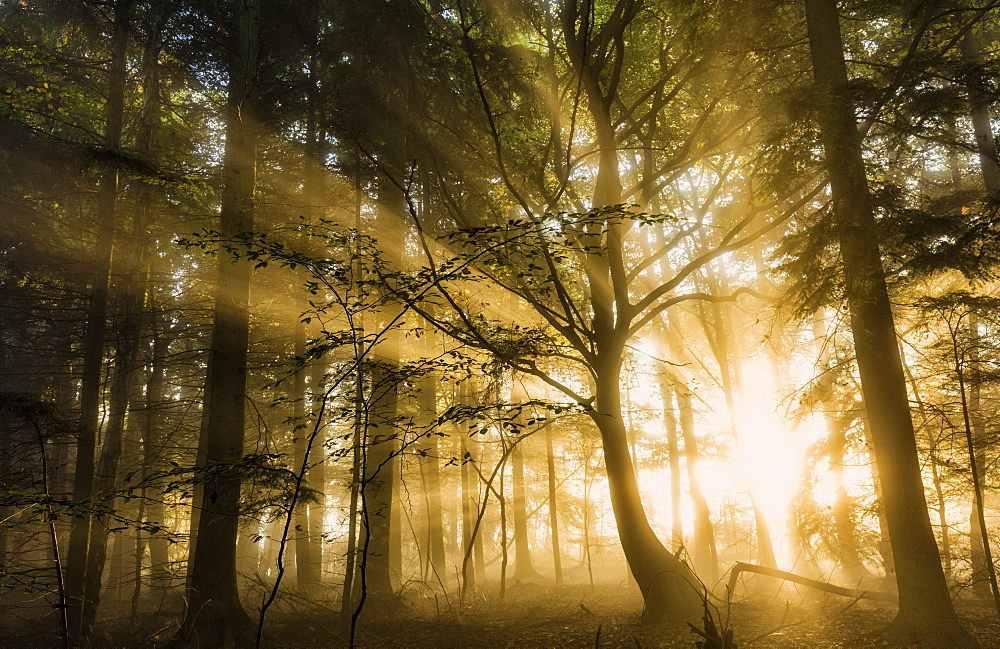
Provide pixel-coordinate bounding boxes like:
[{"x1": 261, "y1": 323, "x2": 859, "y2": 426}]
[
  {"x1": 471, "y1": 416, "x2": 486, "y2": 586},
  {"x1": 813, "y1": 316, "x2": 871, "y2": 581},
  {"x1": 341, "y1": 154, "x2": 366, "y2": 623},
  {"x1": 666, "y1": 327, "x2": 719, "y2": 584},
  {"x1": 171, "y1": 0, "x2": 259, "y2": 644},
  {"x1": 358, "y1": 136, "x2": 408, "y2": 604},
  {"x1": 340, "y1": 370, "x2": 363, "y2": 623},
  {"x1": 702, "y1": 269, "x2": 777, "y2": 569},
  {"x1": 962, "y1": 27, "x2": 999, "y2": 600},
  {"x1": 460, "y1": 420, "x2": 477, "y2": 591},
  {"x1": 928, "y1": 430, "x2": 952, "y2": 584},
  {"x1": 857, "y1": 407, "x2": 895, "y2": 577},
  {"x1": 66, "y1": 2, "x2": 132, "y2": 639},
  {"x1": 829, "y1": 413, "x2": 871, "y2": 580},
  {"x1": 545, "y1": 425, "x2": 563, "y2": 585},
  {"x1": 81, "y1": 128, "x2": 152, "y2": 634},
  {"x1": 581, "y1": 446, "x2": 595, "y2": 592},
  {"x1": 134, "y1": 13, "x2": 171, "y2": 597},
  {"x1": 656, "y1": 377, "x2": 684, "y2": 554},
  {"x1": 389, "y1": 461, "x2": 403, "y2": 585},
  {"x1": 804, "y1": 1, "x2": 973, "y2": 644},
  {"x1": 292, "y1": 302, "x2": 318, "y2": 593},
  {"x1": 143, "y1": 321, "x2": 171, "y2": 589},
  {"x1": 81, "y1": 290, "x2": 143, "y2": 629},
  {"x1": 298, "y1": 0, "x2": 325, "y2": 589},
  {"x1": 307, "y1": 360, "x2": 326, "y2": 586},
  {"x1": 954, "y1": 327, "x2": 1000, "y2": 617}
]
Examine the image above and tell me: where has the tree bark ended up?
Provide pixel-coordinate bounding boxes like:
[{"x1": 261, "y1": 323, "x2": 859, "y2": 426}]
[
  {"x1": 65, "y1": 2, "x2": 132, "y2": 639},
  {"x1": 460, "y1": 411, "x2": 478, "y2": 591},
  {"x1": 510, "y1": 440, "x2": 538, "y2": 581},
  {"x1": 590, "y1": 345, "x2": 702, "y2": 623},
  {"x1": 658, "y1": 377, "x2": 684, "y2": 554},
  {"x1": 171, "y1": 0, "x2": 259, "y2": 644},
  {"x1": 143, "y1": 319, "x2": 171, "y2": 589},
  {"x1": 362, "y1": 360, "x2": 398, "y2": 599},
  {"x1": 417, "y1": 373, "x2": 446, "y2": 581},
  {"x1": 545, "y1": 425, "x2": 563, "y2": 585},
  {"x1": 292, "y1": 302, "x2": 319, "y2": 593},
  {"x1": 961, "y1": 27, "x2": 999, "y2": 600},
  {"x1": 804, "y1": 1, "x2": 973, "y2": 644}
]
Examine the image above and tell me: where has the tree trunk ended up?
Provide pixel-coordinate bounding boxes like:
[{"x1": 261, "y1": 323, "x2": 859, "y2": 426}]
[
  {"x1": 510, "y1": 440, "x2": 538, "y2": 581},
  {"x1": 65, "y1": 2, "x2": 132, "y2": 639},
  {"x1": 292, "y1": 304, "x2": 318, "y2": 594},
  {"x1": 362, "y1": 360, "x2": 398, "y2": 599},
  {"x1": 460, "y1": 418, "x2": 478, "y2": 591},
  {"x1": 591, "y1": 347, "x2": 702, "y2": 623},
  {"x1": 857, "y1": 407, "x2": 895, "y2": 577},
  {"x1": 81, "y1": 94, "x2": 153, "y2": 631},
  {"x1": 143, "y1": 319, "x2": 171, "y2": 589},
  {"x1": 340, "y1": 369, "x2": 363, "y2": 623},
  {"x1": 656, "y1": 377, "x2": 684, "y2": 554},
  {"x1": 307, "y1": 360, "x2": 326, "y2": 587},
  {"x1": 81, "y1": 298, "x2": 143, "y2": 629},
  {"x1": 962, "y1": 27, "x2": 999, "y2": 600},
  {"x1": 804, "y1": 1, "x2": 973, "y2": 644},
  {"x1": 417, "y1": 373, "x2": 446, "y2": 581},
  {"x1": 134, "y1": 13, "x2": 171, "y2": 595},
  {"x1": 170, "y1": 0, "x2": 259, "y2": 644},
  {"x1": 702, "y1": 269, "x2": 777, "y2": 569},
  {"x1": 545, "y1": 425, "x2": 563, "y2": 585},
  {"x1": 829, "y1": 413, "x2": 871, "y2": 581},
  {"x1": 953, "y1": 323, "x2": 1000, "y2": 615},
  {"x1": 661, "y1": 289, "x2": 719, "y2": 585}
]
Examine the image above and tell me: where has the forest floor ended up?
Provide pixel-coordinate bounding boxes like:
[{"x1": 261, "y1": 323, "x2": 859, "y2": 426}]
[
  {"x1": 261, "y1": 582, "x2": 1000, "y2": 649},
  {"x1": 5, "y1": 581, "x2": 1000, "y2": 648}
]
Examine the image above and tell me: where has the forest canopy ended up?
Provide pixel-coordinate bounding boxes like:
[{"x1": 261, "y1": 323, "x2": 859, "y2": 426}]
[{"x1": 2, "y1": 1, "x2": 1000, "y2": 648}]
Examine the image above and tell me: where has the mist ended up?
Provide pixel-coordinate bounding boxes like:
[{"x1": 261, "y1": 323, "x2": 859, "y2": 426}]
[{"x1": 2, "y1": 1, "x2": 1000, "y2": 648}]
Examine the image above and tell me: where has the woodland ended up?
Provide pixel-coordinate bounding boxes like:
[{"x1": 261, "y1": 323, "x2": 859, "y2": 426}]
[{"x1": 5, "y1": 0, "x2": 1000, "y2": 647}]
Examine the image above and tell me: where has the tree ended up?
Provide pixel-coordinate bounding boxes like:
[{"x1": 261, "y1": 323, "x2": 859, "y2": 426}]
[
  {"x1": 170, "y1": 0, "x2": 260, "y2": 645},
  {"x1": 65, "y1": 1, "x2": 133, "y2": 639},
  {"x1": 803, "y1": 0, "x2": 975, "y2": 644}
]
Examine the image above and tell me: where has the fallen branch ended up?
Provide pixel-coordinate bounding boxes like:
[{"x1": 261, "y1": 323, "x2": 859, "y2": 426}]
[{"x1": 727, "y1": 562, "x2": 897, "y2": 603}]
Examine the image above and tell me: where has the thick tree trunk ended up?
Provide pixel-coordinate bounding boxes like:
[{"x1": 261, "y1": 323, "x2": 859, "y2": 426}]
[
  {"x1": 362, "y1": 361, "x2": 398, "y2": 599},
  {"x1": 591, "y1": 349, "x2": 702, "y2": 623},
  {"x1": 417, "y1": 374, "x2": 446, "y2": 581},
  {"x1": 171, "y1": 0, "x2": 259, "y2": 644},
  {"x1": 510, "y1": 441, "x2": 538, "y2": 581},
  {"x1": 804, "y1": 1, "x2": 973, "y2": 644}
]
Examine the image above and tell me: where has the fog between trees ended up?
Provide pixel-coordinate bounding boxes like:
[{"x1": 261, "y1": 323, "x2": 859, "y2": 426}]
[{"x1": 3, "y1": 1, "x2": 1000, "y2": 648}]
